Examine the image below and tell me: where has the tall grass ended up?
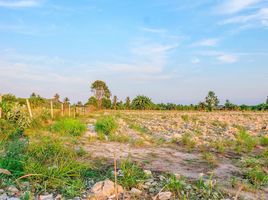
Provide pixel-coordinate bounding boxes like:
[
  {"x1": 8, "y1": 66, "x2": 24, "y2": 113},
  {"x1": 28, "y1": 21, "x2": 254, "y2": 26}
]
[
  {"x1": 51, "y1": 118, "x2": 86, "y2": 136},
  {"x1": 95, "y1": 116, "x2": 118, "y2": 135}
]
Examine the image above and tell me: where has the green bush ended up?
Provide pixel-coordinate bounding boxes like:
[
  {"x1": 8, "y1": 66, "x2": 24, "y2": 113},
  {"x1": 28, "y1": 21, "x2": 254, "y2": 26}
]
[
  {"x1": 95, "y1": 116, "x2": 118, "y2": 135},
  {"x1": 51, "y1": 118, "x2": 86, "y2": 136},
  {"x1": 260, "y1": 136, "x2": 268, "y2": 146}
]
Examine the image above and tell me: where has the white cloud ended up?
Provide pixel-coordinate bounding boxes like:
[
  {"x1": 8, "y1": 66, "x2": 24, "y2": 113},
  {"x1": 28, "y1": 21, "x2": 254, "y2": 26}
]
[
  {"x1": 0, "y1": 0, "x2": 41, "y2": 8},
  {"x1": 190, "y1": 38, "x2": 220, "y2": 47},
  {"x1": 216, "y1": 0, "x2": 262, "y2": 14},
  {"x1": 140, "y1": 27, "x2": 166, "y2": 34},
  {"x1": 217, "y1": 54, "x2": 238, "y2": 63}
]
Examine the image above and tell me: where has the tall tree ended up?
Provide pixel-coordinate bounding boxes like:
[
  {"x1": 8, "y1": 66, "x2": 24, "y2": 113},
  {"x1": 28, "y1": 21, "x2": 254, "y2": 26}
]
[
  {"x1": 30, "y1": 92, "x2": 37, "y2": 98},
  {"x1": 205, "y1": 91, "x2": 219, "y2": 111},
  {"x1": 113, "y1": 95, "x2": 118, "y2": 109},
  {"x1": 125, "y1": 96, "x2": 131, "y2": 109},
  {"x1": 90, "y1": 80, "x2": 111, "y2": 109}
]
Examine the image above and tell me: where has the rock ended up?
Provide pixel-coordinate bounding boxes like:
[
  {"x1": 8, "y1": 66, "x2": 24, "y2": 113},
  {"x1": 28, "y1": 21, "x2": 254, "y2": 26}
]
[
  {"x1": 144, "y1": 170, "x2": 152, "y2": 176},
  {"x1": 130, "y1": 188, "x2": 142, "y2": 196},
  {"x1": 0, "y1": 190, "x2": 4, "y2": 194},
  {"x1": 39, "y1": 194, "x2": 53, "y2": 200},
  {"x1": 154, "y1": 192, "x2": 172, "y2": 200},
  {"x1": 6, "y1": 186, "x2": 19, "y2": 195},
  {"x1": 0, "y1": 193, "x2": 8, "y2": 200},
  {"x1": 91, "y1": 180, "x2": 123, "y2": 198},
  {"x1": 55, "y1": 194, "x2": 62, "y2": 200}
]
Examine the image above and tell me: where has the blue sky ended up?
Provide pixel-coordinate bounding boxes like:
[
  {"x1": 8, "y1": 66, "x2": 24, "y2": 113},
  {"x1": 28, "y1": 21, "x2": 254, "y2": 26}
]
[{"x1": 0, "y1": 0, "x2": 268, "y2": 104}]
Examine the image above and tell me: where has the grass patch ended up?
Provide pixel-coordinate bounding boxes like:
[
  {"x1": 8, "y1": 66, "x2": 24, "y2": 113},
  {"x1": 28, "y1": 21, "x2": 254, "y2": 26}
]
[
  {"x1": 95, "y1": 116, "x2": 118, "y2": 135},
  {"x1": 181, "y1": 133, "x2": 196, "y2": 151},
  {"x1": 118, "y1": 159, "x2": 147, "y2": 189},
  {"x1": 235, "y1": 130, "x2": 257, "y2": 153},
  {"x1": 51, "y1": 118, "x2": 86, "y2": 136}
]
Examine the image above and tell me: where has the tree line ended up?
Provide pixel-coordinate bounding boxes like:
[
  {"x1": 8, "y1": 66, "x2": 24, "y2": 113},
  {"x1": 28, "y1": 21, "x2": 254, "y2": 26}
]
[{"x1": 1, "y1": 80, "x2": 268, "y2": 111}]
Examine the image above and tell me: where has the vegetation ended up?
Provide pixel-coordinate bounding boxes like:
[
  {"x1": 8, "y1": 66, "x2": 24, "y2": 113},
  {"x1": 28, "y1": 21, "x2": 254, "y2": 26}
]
[
  {"x1": 131, "y1": 95, "x2": 153, "y2": 110},
  {"x1": 95, "y1": 115, "x2": 118, "y2": 135},
  {"x1": 51, "y1": 118, "x2": 87, "y2": 136}
]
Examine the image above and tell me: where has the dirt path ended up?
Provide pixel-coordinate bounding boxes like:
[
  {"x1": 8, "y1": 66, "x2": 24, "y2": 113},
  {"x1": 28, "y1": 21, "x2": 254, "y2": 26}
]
[{"x1": 81, "y1": 141, "x2": 238, "y2": 180}]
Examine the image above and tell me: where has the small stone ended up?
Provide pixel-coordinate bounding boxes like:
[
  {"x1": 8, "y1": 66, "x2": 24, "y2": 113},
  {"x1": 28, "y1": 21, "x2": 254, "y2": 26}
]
[
  {"x1": 154, "y1": 192, "x2": 172, "y2": 200},
  {"x1": 55, "y1": 194, "x2": 62, "y2": 200},
  {"x1": 39, "y1": 194, "x2": 53, "y2": 200},
  {"x1": 144, "y1": 170, "x2": 152, "y2": 176},
  {"x1": 6, "y1": 186, "x2": 19, "y2": 195},
  {"x1": 130, "y1": 188, "x2": 142, "y2": 196},
  {"x1": 0, "y1": 193, "x2": 8, "y2": 200}
]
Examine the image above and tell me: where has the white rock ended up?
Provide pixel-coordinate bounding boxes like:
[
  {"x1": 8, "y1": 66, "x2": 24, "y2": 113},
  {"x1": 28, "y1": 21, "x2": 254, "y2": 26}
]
[
  {"x1": 144, "y1": 169, "x2": 152, "y2": 176},
  {"x1": 91, "y1": 180, "x2": 123, "y2": 198},
  {"x1": 0, "y1": 193, "x2": 8, "y2": 200},
  {"x1": 130, "y1": 188, "x2": 142, "y2": 195},
  {"x1": 39, "y1": 194, "x2": 53, "y2": 200},
  {"x1": 154, "y1": 192, "x2": 172, "y2": 200}
]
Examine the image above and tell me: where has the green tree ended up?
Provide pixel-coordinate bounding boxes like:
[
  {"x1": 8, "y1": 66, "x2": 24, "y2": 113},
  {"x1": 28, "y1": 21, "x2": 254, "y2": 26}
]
[
  {"x1": 205, "y1": 91, "x2": 219, "y2": 111},
  {"x1": 224, "y1": 99, "x2": 237, "y2": 110},
  {"x1": 86, "y1": 96, "x2": 97, "y2": 107},
  {"x1": 112, "y1": 95, "x2": 118, "y2": 109},
  {"x1": 102, "y1": 98, "x2": 112, "y2": 109},
  {"x1": 125, "y1": 96, "x2": 131, "y2": 109},
  {"x1": 30, "y1": 92, "x2": 37, "y2": 98},
  {"x1": 90, "y1": 80, "x2": 111, "y2": 109},
  {"x1": 131, "y1": 95, "x2": 153, "y2": 110}
]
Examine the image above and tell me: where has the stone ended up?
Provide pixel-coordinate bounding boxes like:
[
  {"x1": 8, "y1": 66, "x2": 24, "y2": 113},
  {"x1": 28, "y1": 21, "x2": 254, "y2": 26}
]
[
  {"x1": 6, "y1": 186, "x2": 19, "y2": 195},
  {"x1": 154, "y1": 192, "x2": 172, "y2": 200},
  {"x1": 91, "y1": 180, "x2": 123, "y2": 198},
  {"x1": 0, "y1": 190, "x2": 4, "y2": 194},
  {"x1": 0, "y1": 193, "x2": 8, "y2": 200},
  {"x1": 55, "y1": 194, "x2": 62, "y2": 200},
  {"x1": 144, "y1": 170, "x2": 152, "y2": 176},
  {"x1": 130, "y1": 188, "x2": 142, "y2": 196},
  {"x1": 7, "y1": 198, "x2": 19, "y2": 200},
  {"x1": 39, "y1": 194, "x2": 53, "y2": 200}
]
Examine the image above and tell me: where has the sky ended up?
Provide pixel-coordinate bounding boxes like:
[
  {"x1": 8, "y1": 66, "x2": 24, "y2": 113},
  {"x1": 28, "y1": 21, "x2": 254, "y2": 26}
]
[{"x1": 0, "y1": 0, "x2": 268, "y2": 105}]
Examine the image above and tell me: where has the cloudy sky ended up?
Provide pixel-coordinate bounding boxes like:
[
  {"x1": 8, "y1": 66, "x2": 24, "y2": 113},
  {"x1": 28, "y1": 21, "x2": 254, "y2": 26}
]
[{"x1": 0, "y1": 0, "x2": 268, "y2": 104}]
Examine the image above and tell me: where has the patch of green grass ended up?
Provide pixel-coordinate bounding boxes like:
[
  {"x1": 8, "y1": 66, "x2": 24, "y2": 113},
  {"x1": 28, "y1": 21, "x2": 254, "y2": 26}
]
[
  {"x1": 235, "y1": 130, "x2": 257, "y2": 153},
  {"x1": 259, "y1": 136, "x2": 268, "y2": 146},
  {"x1": 129, "y1": 123, "x2": 149, "y2": 134},
  {"x1": 165, "y1": 175, "x2": 186, "y2": 196},
  {"x1": 244, "y1": 166, "x2": 268, "y2": 188},
  {"x1": 181, "y1": 133, "x2": 196, "y2": 151},
  {"x1": 51, "y1": 118, "x2": 86, "y2": 136},
  {"x1": 202, "y1": 152, "x2": 218, "y2": 167},
  {"x1": 109, "y1": 134, "x2": 131, "y2": 143},
  {"x1": 24, "y1": 137, "x2": 86, "y2": 197},
  {"x1": 181, "y1": 114, "x2": 189, "y2": 122},
  {"x1": 95, "y1": 116, "x2": 118, "y2": 135},
  {"x1": 118, "y1": 159, "x2": 147, "y2": 189}
]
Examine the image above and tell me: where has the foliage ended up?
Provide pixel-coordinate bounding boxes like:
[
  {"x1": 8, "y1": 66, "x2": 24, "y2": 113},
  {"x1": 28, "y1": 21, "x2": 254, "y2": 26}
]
[
  {"x1": 95, "y1": 115, "x2": 118, "y2": 135},
  {"x1": 91, "y1": 80, "x2": 111, "y2": 109},
  {"x1": 205, "y1": 91, "x2": 219, "y2": 111},
  {"x1": 51, "y1": 118, "x2": 86, "y2": 136},
  {"x1": 131, "y1": 95, "x2": 153, "y2": 110},
  {"x1": 125, "y1": 97, "x2": 131, "y2": 109},
  {"x1": 118, "y1": 159, "x2": 147, "y2": 189},
  {"x1": 86, "y1": 96, "x2": 98, "y2": 107}
]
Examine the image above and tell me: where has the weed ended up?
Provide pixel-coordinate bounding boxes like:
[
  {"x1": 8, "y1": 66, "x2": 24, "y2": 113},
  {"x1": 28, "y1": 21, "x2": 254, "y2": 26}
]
[
  {"x1": 202, "y1": 152, "x2": 218, "y2": 167},
  {"x1": 181, "y1": 133, "x2": 196, "y2": 151},
  {"x1": 51, "y1": 118, "x2": 86, "y2": 136},
  {"x1": 118, "y1": 159, "x2": 147, "y2": 189},
  {"x1": 129, "y1": 123, "x2": 149, "y2": 134},
  {"x1": 95, "y1": 116, "x2": 118, "y2": 135},
  {"x1": 259, "y1": 136, "x2": 268, "y2": 146},
  {"x1": 165, "y1": 175, "x2": 186, "y2": 195},
  {"x1": 245, "y1": 166, "x2": 268, "y2": 188},
  {"x1": 181, "y1": 114, "x2": 189, "y2": 122},
  {"x1": 235, "y1": 130, "x2": 257, "y2": 153}
]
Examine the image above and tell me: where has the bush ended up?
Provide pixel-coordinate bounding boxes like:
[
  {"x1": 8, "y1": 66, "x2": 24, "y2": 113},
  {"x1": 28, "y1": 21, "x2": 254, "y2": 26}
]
[
  {"x1": 51, "y1": 118, "x2": 86, "y2": 136},
  {"x1": 95, "y1": 116, "x2": 118, "y2": 135}
]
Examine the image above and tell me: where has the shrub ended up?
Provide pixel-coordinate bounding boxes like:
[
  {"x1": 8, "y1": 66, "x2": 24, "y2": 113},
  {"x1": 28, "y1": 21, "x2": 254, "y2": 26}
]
[
  {"x1": 118, "y1": 159, "x2": 147, "y2": 189},
  {"x1": 95, "y1": 116, "x2": 118, "y2": 135},
  {"x1": 51, "y1": 118, "x2": 86, "y2": 136},
  {"x1": 259, "y1": 136, "x2": 268, "y2": 146},
  {"x1": 245, "y1": 166, "x2": 268, "y2": 188},
  {"x1": 181, "y1": 133, "x2": 196, "y2": 151},
  {"x1": 165, "y1": 175, "x2": 186, "y2": 195}
]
